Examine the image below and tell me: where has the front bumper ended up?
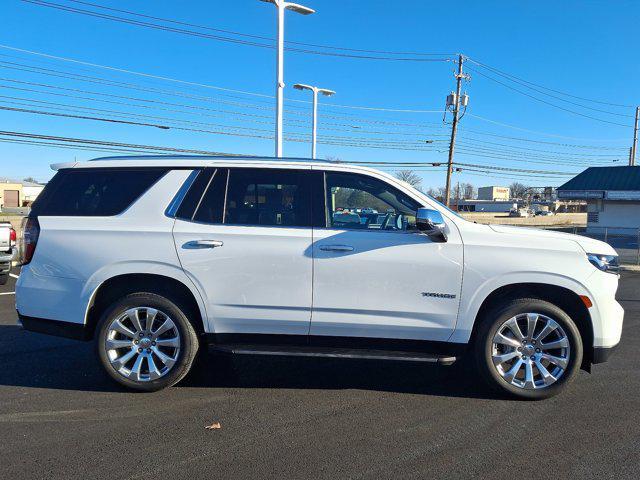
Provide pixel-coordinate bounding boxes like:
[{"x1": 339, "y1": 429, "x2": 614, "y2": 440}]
[
  {"x1": 0, "y1": 250, "x2": 14, "y2": 274},
  {"x1": 0, "y1": 261, "x2": 10, "y2": 274}
]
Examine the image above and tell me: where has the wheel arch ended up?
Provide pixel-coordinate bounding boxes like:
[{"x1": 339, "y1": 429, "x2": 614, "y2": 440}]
[
  {"x1": 84, "y1": 272, "x2": 208, "y2": 341},
  {"x1": 467, "y1": 282, "x2": 594, "y2": 368}
]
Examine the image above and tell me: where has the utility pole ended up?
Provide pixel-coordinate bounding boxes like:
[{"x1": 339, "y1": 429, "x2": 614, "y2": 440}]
[
  {"x1": 631, "y1": 106, "x2": 639, "y2": 166},
  {"x1": 444, "y1": 54, "x2": 469, "y2": 207}
]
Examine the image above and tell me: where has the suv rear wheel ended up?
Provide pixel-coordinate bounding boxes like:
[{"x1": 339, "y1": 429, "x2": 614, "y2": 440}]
[
  {"x1": 474, "y1": 298, "x2": 583, "y2": 400},
  {"x1": 96, "y1": 292, "x2": 199, "y2": 391}
]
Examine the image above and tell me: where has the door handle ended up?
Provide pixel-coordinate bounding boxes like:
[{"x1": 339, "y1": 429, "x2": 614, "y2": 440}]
[
  {"x1": 319, "y1": 244, "x2": 354, "y2": 252},
  {"x1": 183, "y1": 240, "x2": 224, "y2": 249}
]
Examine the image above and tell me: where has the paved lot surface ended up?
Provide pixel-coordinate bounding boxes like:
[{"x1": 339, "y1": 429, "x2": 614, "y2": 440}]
[{"x1": 1, "y1": 269, "x2": 639, "y2": 480}]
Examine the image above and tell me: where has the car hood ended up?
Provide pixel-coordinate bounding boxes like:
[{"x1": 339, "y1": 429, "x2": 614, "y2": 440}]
[{"x1": 488, "y1": 224, "x2": 617, "y2": 256}]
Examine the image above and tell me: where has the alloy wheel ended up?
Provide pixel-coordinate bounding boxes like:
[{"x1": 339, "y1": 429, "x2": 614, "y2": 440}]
[
  {"x1": 104, "y1": 307, "x2": 181, "y2": 382},
  {"x1": 491, "y1": 313, "x2": 570, "y2": 390}
]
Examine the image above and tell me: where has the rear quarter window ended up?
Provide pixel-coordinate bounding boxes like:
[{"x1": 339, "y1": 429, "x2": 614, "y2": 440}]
[{"x1": 31, "y1": 168, "x2": 168, "y2": 216}]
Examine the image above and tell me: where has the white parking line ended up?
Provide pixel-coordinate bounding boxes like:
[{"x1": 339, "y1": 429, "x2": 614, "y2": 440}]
[
  {"x1": 0, "y1": 292, "x2": 15, "y2": 295},
  {"x1": 9, "y1": 273, "x2": 19, "y2": 279}
]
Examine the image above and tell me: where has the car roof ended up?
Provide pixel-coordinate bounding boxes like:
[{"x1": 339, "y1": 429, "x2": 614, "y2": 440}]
[
  {"x1": 52, "y1": 155, "x2": 332, "y2": 169},
  {"x1": 50, "y1": 155, "x2": 395, "y2": 179}
]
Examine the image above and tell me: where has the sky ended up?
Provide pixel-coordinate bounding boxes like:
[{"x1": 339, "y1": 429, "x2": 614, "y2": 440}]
[{"x1": 0, "y1": 0, "x2": 639, "y2": 190}]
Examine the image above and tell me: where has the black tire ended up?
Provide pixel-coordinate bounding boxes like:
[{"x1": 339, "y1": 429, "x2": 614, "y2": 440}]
[
  {"x1": 0, "y1": 273, "x2": 8, "y2": 285},
  {"x1": 474, "y1": 298, "x2": 583, "y2": 400},
  {"x1": 96, "y1": 292, "x2": 200, "y2": 392}
]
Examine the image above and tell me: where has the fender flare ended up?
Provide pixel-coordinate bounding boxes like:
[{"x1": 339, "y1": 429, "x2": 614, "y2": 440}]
[{"x1": 81, "y1": 261, "x2": 210, "y2": 332}]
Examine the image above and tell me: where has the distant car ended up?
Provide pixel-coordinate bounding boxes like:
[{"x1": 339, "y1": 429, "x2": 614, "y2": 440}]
[
  {"x1": 0, "y1": 221, "x2": 16, "y2": 285},
  {"x1": 536, "y1": 211, "x2": 555, "y2": 216},
  {"x1": 360, "y1": 208, "x2": 378, "y2": 214},
  {"x1": 509, "y1": 209, "x2": 530, "y2": 218},
  {"x1": 332, "y1": 211, "x2": 361, "y2": 226}
]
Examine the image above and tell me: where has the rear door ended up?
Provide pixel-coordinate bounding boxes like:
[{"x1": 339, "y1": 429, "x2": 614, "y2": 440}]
[
  {"x1": 173, "y1": 167, "x2": 323, "y2": 336},
  {"x1": 310, "y1": 170, "x2": 464, "y2": 342}
]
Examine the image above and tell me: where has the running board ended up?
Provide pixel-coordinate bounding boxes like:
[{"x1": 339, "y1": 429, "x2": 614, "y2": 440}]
[{"x1": 209, "y1": 344, "x2": 457, "y2": 365}]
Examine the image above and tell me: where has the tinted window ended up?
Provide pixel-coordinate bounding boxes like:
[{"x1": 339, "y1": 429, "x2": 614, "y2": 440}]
[
  {"x1": 31, "y1": 168, "x2": 167, "y2": 217},
  {"x1": 193, "y1": 168, "x2": 228, "y2": 224},
  {"x1": 325, "y1": 172, "x2": 421, "y2": 231},
  {"x1": 175, "y1": 169, "x2": 212, "y2": 220},
  {"x1": 224, "y1": 169, "x2": 315, "y2": 227}
]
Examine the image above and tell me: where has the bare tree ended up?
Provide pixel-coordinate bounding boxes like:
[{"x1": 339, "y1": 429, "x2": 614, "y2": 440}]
[
  {"x1": 461, "y1": 182, "x2": 476, "y2": 199},
  {"x1": 23, "y1": 176, "x2": 39, "y2": 183},
  {"x1": 509, "y1": 182, "x2": 528, "y2": 199},
  {"x1": 394, "y1": 170, "x2": 422, "y2": 190}
]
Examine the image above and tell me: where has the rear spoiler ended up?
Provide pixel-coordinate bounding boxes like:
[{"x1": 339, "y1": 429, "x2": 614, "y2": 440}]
[{"x1": 50, "y1": 162, "x2": 77, "y2": 171}]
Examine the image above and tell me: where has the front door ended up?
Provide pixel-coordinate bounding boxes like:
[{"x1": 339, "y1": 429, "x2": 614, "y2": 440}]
[
  {"x1": 173, "y1": 167, "x2": 320, "y2": 336},
  {"x1": 311, "y1": 171, "x2": 463, "y2": 342}
]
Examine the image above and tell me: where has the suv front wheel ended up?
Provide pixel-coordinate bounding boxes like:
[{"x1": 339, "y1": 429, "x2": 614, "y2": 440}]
[
  {"x1": 96, "y1": 292, "x2": 199, "y2": 391},
  {"x1": 474, "y1": 298, "x2": 583, "y2": 400}
]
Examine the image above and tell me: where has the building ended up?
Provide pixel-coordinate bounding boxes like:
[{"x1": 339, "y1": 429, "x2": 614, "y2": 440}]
[
  {"x1": 22, "y1": 180, "x2": 45, "y2": 204},
  {"x1": 0, "y1": 178, "x2": 23, "y2": 209},
  {"x1": 0, "y1": 178, "x2": 46, "y2": 210},
  {"x1": 457, "y1": 199, "x2": 517, "y2": 213},
  {"x1": 557, "y1": 166, "x2": 640, "y2": 234},
  {"x1": 478, "y1": 186, "x2": 510, "y2": 201}
]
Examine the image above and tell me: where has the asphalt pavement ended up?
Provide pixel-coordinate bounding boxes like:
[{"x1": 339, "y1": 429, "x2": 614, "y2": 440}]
[{"x1": 1, "y1": 268, "x2": 639, "y2": 480}]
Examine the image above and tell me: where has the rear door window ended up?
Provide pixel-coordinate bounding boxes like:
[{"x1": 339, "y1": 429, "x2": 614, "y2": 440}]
[
  {"x1": 31, "y1": 168, "x2": 168, "y2": 216},
  {"x1": 224, "y1": 168, "x2": 317, "y2": 227}
]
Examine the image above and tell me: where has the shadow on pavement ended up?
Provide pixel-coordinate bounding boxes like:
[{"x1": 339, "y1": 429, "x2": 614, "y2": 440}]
[{"x1": 0, "y1": 325, "x2": 496, "y2": 399}]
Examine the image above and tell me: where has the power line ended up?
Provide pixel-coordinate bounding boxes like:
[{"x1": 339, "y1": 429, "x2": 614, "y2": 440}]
[
  {"x1": 466, "y1": 65, "x2": 634, "y2": 128},
  {"x1": 455, "y1": 139, "x2": 622, "y2": 160},
  {"x1": 465, "y1": 112, "x2": 631, "y2": 140},
  {"x1": 0, "y1": 46, "x2": 446, "y2": 114},
  {"x1": 467, "y1": 62, "x2": 635, "y2": 118},
  {"x1": 0, "y1": 129, "x2": 241, "y2": 155},
  {"x1": 0, "y1": 46, "x2": 631, "y2": 147},
  {"x1": 456, "y1": 133, "x2": 627, "y2": 152},
  {"x1": 20, "y1": 0, "x2": 453, "y2": 62},
  {"x1": 453, "y1": 161, "x2": 577, "y2": 175},
  {"x1": 64, "y1": 0, "x2": 456, "y2": 58},
  {"x1": 466, "y1": 57, "x2": 637, "y2": 108}
]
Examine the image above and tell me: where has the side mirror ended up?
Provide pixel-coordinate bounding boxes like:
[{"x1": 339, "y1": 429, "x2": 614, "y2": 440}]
[{"x1": 416, "y1": 208, "x2": 447, "y2": 242}]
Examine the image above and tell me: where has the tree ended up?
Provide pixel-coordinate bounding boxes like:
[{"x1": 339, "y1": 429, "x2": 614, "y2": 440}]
[
  {"x1": 394, "y1": 170, "x2": 422, "y2": 190},
  {"x1": 461, "y1": 182, "x2": 476, "y2": 199},
  {"x1": 23, "y1": 176, "x2": 38, "y2": 183},
  {"x1": 509, "y1": 182, "x2": 529, "y2": 199}
]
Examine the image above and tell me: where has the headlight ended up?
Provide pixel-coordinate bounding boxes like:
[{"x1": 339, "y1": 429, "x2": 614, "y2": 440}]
[{"x1": 587, "y1": 253, "x2": 619, "y2": 274}]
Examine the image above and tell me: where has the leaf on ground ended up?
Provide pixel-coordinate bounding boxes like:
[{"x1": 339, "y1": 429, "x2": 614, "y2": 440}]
[{"x1": 205, "y1": 422, "x2": 222, "y2": 430}]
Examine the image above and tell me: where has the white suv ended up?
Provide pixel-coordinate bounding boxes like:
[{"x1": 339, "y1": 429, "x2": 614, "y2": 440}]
[{"x1": 16, "y1": 156, "x2": 624, "y2": 399}]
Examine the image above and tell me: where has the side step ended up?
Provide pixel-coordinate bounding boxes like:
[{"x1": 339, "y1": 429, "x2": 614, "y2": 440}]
[{"x1": 209, "y1": 344, "x2": 457, "y2": 365}]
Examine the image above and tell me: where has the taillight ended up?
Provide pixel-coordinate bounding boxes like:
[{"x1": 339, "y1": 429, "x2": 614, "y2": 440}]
[
  {"x1": 20, "y1": 217, "x2": 40, "y2": 265},
  {"x1": 9, "y1": 228, "x2": 16, "y2": 246}
]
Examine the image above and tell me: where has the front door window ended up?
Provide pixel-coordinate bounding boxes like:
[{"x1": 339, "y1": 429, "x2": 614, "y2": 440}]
[{"x1": 325, "y1": 172, "x2": 420, "y2": 231}]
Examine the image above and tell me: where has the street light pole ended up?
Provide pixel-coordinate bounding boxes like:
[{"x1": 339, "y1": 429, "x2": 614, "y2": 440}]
[
  {"x1": 631, "y1": 106, "x2": 639, "y2": 166},
  {"x1": 260, "y1": 1, "x2": 315, "y2": 158},
  {"x1": 293, "y1": 83, "x2": 335, "y2": 158}
]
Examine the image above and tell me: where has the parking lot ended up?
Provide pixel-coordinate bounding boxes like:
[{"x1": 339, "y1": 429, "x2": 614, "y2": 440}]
[{"x1": 1, "y1": 269, "x2": 639, "y2": 480}]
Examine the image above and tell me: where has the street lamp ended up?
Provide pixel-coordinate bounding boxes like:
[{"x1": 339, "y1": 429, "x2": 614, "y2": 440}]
[
  {"x1": 259, "y1": 0, "x2": 315, "y2": 158},
  {"x1": 293, "y1": 83, "x2": 335, "y2": 159}
]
